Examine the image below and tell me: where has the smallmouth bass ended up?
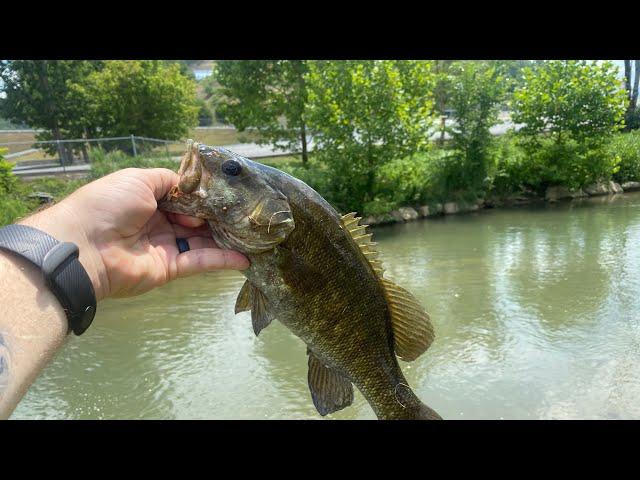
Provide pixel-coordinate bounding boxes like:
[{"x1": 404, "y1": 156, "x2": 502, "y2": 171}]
[{"x1": 159, "y1": 141, "x2": 441, "y2": 420}]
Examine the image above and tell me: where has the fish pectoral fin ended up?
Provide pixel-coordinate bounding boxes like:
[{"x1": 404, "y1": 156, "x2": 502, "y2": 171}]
[
  {"x1": 307, "y1": 351, "x2": 354, "y2": 416},
  {"x1": 234, "y1": 280, "x2": 274, "y2": 336},
  {"x1": 382, "y1": 278, "x2": 435, "y2": 362},
  {"x1": 234, "y1": 280, "x2": 253, "y2": 314}
]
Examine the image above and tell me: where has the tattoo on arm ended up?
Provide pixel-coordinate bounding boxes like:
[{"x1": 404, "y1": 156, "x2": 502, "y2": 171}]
[{"x1": 0, "y1": 334, "x2": 9, "y2": 398}]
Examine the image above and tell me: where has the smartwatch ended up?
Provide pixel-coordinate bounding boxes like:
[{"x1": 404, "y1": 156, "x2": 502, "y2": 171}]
[{"x1": 0, "y1": 224, "x2": 97, "y2": 335}]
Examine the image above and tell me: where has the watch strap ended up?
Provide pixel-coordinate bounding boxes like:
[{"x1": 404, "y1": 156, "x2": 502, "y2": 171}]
[{"x1": 0, "y1": 224, "x2": 97, "y2": 335}]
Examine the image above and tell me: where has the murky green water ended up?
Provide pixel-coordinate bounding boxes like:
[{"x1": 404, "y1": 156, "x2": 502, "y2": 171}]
[{"x1": 12, "y1": 192, "x2": 640, "y2": 419}]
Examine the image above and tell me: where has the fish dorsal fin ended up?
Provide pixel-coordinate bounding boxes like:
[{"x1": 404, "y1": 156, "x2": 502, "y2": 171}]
[
  {"x1": 307, "y1": 349, "x2": 354, "y2": 416},
  {"x1": 340, "y1": 212, "x2": 385, "y2": 277},
  {"x1": 340, "y1": 212, "x2": 433, "y2": 360},
  {"x1": 234, "y1": 280, "x2": 274, "y2": 336},
  {"x1": 381, "y1": 278, "x2": 435, "y2": 362}
]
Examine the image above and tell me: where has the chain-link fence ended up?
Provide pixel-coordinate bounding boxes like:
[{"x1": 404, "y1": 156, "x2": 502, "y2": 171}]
[{"x1": 0, "y1": 135, "x2": 179, "y2": 172}]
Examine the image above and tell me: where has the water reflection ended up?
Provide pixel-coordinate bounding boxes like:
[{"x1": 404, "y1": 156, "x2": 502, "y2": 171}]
[{"x1": 12, "y1": 192, "x2": 640, "y2": 419}]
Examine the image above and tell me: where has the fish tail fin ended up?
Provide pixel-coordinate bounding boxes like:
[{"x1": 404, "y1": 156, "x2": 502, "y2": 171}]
[{"x1": 416, "y1": 402, "x2": 443, "y2": 420}]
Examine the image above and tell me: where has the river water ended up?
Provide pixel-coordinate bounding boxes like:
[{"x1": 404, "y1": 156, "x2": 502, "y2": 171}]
[{"x1": 12, "y1": 192, "x2": 640, "y2": 419}]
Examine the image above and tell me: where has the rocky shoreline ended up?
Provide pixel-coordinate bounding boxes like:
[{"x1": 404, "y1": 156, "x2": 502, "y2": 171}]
[{"x1": 363, "y1": 180, "x2": 640, "y2": 227}]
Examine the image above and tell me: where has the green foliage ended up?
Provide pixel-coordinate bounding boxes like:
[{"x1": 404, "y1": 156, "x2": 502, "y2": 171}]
[
  {"x1": 197, "y1": 99, "x2": 214, "y2": 126},
  {"x1": 372, "y1": 152, "x2": 442, "y2": 212},
  {"x1": 0, "y1": 149, "x2": 18, "y2": 195},
  {"x1": 89, "y1": 148, "x2": 178, "y2": 179},
  {"x1": 486, "y1": 134, "x2": 530, "y2": 196},
  {"x1": 215, "y1": 60, "x2": 309, "y2": 161},
  {"x1": 498, "y1": 60, "x2": 543, "y2": 92},
  {"x1": 625, "y1": 108, "x2": 640, "y2": 130},
  {"x1": 432, "y1": 60, "x2": 454, "y2": 116},
  {"x1": 512, "y1": 60, "x2": 627, "y2": 148},
  {"x1": 489, "y1": 135, "x2": 618, "y2": 193},
  {"x1": 305, "y1": 60, "x2": 436, "y2": 213},
  {"x1": 445, "y1": 61, "x2": 506, "y2": 192},
  {"x1": 0, "y1": 148, "x2": 36, "y2": 226},
  {"x1": 0, "y1": 60, "x2": 103, "y2": 161},
  {"x1": 0, "y1": 60, "x2": 102, "y2": 137},
  {"x1": 504, "y1": 61, "x2": 627, "y2": 193},
  {"x1": 70, "y1": 61, "x2": 198, "y2": 144},
  {"x1": 26, "y1": 177, "x2": 87, "y2": 200},
  {"x1": 608, "y1": 131, "x2": 640, "y2": 183}
]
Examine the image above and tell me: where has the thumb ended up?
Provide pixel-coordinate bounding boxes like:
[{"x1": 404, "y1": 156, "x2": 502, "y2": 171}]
[{"x1": 175, "y1": 248, "x2": 250, "y2": 278}]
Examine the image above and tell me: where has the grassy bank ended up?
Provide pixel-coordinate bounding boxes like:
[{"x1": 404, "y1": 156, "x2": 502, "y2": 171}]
[{"x1": 0, "y1": 127, "x2": 263, "y2": 164}]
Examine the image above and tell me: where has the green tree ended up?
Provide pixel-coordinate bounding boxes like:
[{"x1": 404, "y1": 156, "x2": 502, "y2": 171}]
[
  {"x1": 305, "y1": 60, "x2": 436, "y2": 213},
  {"x1": 512, "y1": 60, "x2": 627, "y2": 148},
  {"x1": 445, "y1": 61, "x2": 507, "y2": 192},
  {"x1": 511, "y1": 61, "x2": 627, "y2": 189},
  {"x1": 71, "y1": 60, "x2": 198, "y2": 146},
  {"x1": 215, "y1": 60, "x2": 310, "y2": 163},
  {"x1": 623, "y1": 60, "x2": 640, "y2": 130},
  {"x1": 0, "y1": 60, "x2": 102, "y2": 163}
]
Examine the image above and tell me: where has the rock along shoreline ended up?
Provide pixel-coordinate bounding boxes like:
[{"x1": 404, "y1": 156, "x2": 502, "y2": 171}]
[{"x1": 363, "y1": 180, "x2": 640, "y2": 228}]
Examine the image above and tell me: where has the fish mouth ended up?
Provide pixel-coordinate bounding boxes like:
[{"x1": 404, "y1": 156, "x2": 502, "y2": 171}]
[
  {"x1": 158, "y1": 140, "x2": 210, "y2": 217},
  {"x1": 176, "y1": 139, "x2": 202, "y2": 194}
]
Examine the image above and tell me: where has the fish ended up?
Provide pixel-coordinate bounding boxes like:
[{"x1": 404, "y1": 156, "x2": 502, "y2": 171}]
[{"x1": 159, "y1": 141, "x2": 442, "y2": 420}]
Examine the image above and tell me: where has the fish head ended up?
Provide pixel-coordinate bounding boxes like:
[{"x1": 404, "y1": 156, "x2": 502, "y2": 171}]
[{"x1": 159, "y1": 141, "x2": 295, "y2": 254}]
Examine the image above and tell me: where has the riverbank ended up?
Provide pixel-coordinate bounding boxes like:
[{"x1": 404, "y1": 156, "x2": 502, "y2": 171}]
[{"x1": 363, "y1": 180, "x2": 640, "y2": 228}]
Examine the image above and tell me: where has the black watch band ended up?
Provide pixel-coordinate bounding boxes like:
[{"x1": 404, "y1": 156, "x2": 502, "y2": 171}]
[{"x1": 0, "y1": 224, "x2": 97, "y2": 335}]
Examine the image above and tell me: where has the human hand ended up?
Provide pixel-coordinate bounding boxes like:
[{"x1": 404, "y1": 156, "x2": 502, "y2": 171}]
[{"x1": 19, "y1": 168, "x2": 250, "y2": 301}]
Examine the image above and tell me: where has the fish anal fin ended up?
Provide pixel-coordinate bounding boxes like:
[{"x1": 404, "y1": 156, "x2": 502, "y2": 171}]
[
  {"x1": 251, "y1": 286, "x2": 273, "y2": 336},
  {"x1": 307, "y1": 351, "x2": 354, "y2": 416},
  {"x1": 382, "y1": 278, "x2": 435, "y2": 362},
  {"x1": 235, "y1": 280, "x2": 274, "y2": 336}
]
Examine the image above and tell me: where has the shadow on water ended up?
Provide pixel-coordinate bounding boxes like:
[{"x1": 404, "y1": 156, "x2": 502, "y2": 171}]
[{"x1": 12, "y1": 192, "x2": 640, "y2": 419}]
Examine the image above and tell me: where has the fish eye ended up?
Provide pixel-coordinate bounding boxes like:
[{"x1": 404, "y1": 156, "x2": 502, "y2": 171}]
[{"x1": 221, "y1": 160, "x2": 242, "y2": 176}]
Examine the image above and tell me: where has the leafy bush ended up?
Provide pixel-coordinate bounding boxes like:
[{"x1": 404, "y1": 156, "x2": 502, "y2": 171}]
[
  {"x1": 0, "y1": 149, "x2": 37, "y2": 226},
  {"x1": 486, "y1": 135, "x2": 530, "y2": 196},
  {"x1": 372, "y1": 154, "x2": 432, "y2": 211},
  {"x1": 0, "y1": 150, "x2": 18, "y2": 195},
  {"x1": 608, "y1": 131, "x2": 640, "y2": 183},
  {"x1": 489, "y1": 136, "x2": 618, "y2": 194}
]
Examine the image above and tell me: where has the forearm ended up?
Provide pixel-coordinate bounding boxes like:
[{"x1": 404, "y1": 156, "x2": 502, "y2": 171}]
[{"x1": 0, "y1": 251, "x2": 68, "y2": 419}]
